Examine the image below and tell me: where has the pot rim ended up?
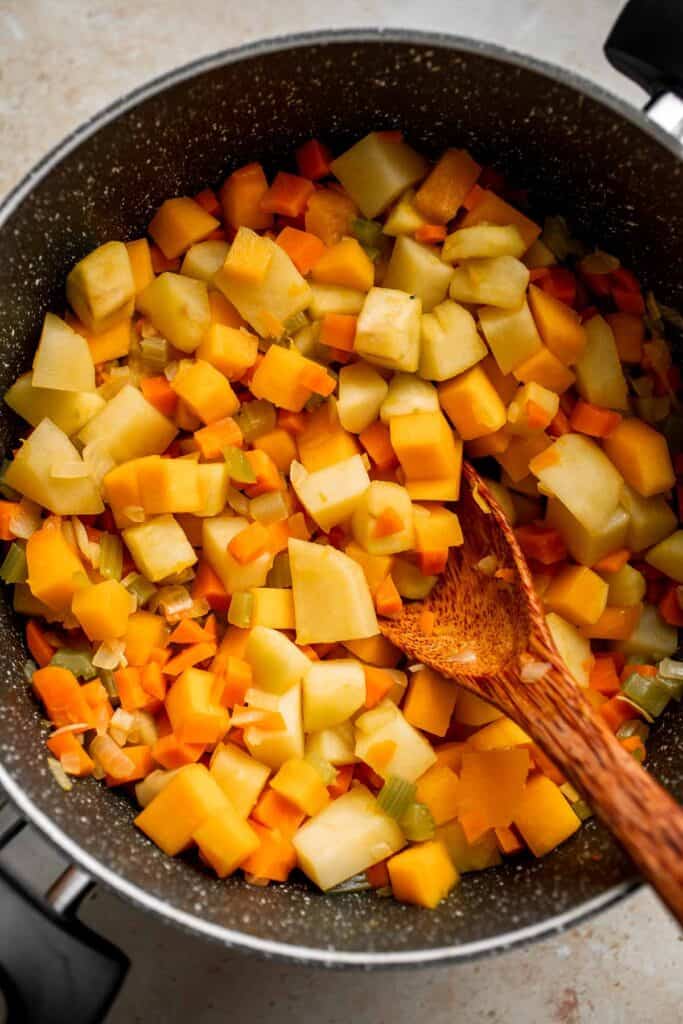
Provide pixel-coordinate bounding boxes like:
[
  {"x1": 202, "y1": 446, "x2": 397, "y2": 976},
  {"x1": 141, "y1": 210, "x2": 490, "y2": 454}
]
[{"x1": 0, "y1": 25, "x2": 657, "y2": 965}]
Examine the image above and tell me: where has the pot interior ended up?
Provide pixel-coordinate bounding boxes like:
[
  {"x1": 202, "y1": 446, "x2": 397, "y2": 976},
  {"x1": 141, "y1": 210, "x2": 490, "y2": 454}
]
[{"x1": 0, "y1": 33, "x2": 682, "y2": 961}]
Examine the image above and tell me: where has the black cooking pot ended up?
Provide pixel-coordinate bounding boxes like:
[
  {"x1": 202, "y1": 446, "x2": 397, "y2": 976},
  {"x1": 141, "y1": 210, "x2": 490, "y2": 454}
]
[{"x1": 1, "y1": 3, "x2": 682, "y2": 1021}]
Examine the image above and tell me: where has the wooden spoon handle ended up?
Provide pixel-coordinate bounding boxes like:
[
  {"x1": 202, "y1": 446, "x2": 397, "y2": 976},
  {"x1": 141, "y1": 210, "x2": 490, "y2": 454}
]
[{"x1": 490, "y1": 665, "x2": 683, "y2": 924}]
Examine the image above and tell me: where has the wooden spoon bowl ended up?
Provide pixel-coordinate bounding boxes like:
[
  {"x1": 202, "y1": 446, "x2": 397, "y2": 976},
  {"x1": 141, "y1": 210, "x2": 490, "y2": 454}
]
[{"x1": 380, "y1": 464, "x2": 683, "y2": 924}]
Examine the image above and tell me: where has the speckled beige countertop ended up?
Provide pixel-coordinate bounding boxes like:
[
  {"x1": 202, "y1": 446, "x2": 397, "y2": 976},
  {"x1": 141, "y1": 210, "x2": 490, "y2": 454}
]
[{"x1": 1, "y1": 2, "x2": 682, "y2": 1021}]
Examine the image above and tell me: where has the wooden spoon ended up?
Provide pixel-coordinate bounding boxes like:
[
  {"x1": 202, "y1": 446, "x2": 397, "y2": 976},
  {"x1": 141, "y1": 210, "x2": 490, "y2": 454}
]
[{"x1": 380, "y1": 463, "x2": 683, "y2": 923}]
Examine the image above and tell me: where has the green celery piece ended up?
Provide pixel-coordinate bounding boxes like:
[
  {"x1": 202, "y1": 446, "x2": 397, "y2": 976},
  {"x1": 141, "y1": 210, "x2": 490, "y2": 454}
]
[
  {"x1": 266, "y1": 552, "x2": 292, "y2": 589},
  {"x1": 50, "y1": 648, "x2": 98, "y2": 681},
  {"x1": 351, "y1": 218, "x2": 383, "y2": 249},
  {"x1": 621, "y1": 673, "x2": 672, "y2": 717},
  {"x1": 399, "y1": 802, "x2": 435, "y2": 841},
  {"x1": 99, "y1": 534, "x2": 123, "y2": 581},
  {"x1": 223, "y1": 446, "x2": 257, "y2": 484},
  {"x1": 0, "y1": 542, "x2": 27, "y2": 584},
  {"x1": 377, "y1": 775, "x2": 416, "y2": 821}
]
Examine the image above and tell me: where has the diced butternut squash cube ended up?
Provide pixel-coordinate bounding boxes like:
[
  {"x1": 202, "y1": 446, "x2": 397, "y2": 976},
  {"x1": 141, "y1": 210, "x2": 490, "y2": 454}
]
[
  {"x1": 84, "y1": 318, "x2": 131, "y2": 365},
  {"x1": 220, "y1": 162, "x2": 272, "y2": 231},
  {"x1": 415, "y1": 148, "x2": 480, "y2": 223},
  {"x1": 450, "y1": 255, "x2": 529, "y2": 309},
  {"x1": 527, "y1": 283, "x2": 586, "y2": 364},
  {"x1": 478, "y1": 300, "x2": 543, "y2": 375},
  {"x1": 342, "y1": 634, "x2": 403, "y2": 668},
  {"x1": 196, "y1": 323, "x2": 258, "y2": 380},
  {"x1": 355, "y1": 287, "x2": 422, "y2": 373},
  {"x1": 26, "y1": 518, "x2": 86, "y2": 612},
  {"x1": 546, "y1": 612, "x2": 593, "y2": 685},
  {"x1": 137, "y1": 457, "x2": 202, "y2": 515},
  {"x1": 192, "y1": 806, "x2": 260, "y2": 877},
  {"x1": 438, "y1": 365, "x2": 507, "y2": 441},
  {"x1": 71, "y1": 580, "x2": 131, "y2": 642},
  {"x1": 495, "y1": 432, "x2": 551, "y2": 484},
  {"x1": 606, "y1": 311, "x2": 645, "y2": 363},
  {"x1": 250, "y1": 588, "x2": 296, "y2": 630},
  {"x1": 196, "y1": 463, "x2": 230, "y2": 517},
  {"x1": 166, "y1": 668, "x2": 229, "y2": 744},
  {"x1": 137, "y1": 272, "x2": 210, "y2": 353},
  {"x1": 454, "y1": 689, "x2": 502, "y2": 726},
  {"x1": 388, "y1": 840, "x2": 458, "y2": 908},
  {"x1": 390, "y1": 411, "x2": 462, "y2": 480},
  {"x1": 382, "y1": 236, "x2": 452, "y2": 312},
  {"x1": 209, "y1": 742, "x2": 270, "y2": 818},
  {"x1": 603, "y1": 418, "x2": 675, "y2": 497},
  {"x1": 221, "y1": 226, "x2": 273, "y2": 284},
  {"x1": 214, "y1": 236, "x2": 311, "y2": 338},
  {"x1": 126, "y1": 239, "x2": 154, "y2": 295},
  {"x1": 297, "y1": 404, "x2": 361, "y2": 471},
  {"x1": 457, "y1": 748, "x2": 530, "y2": 829},
  {"x1": 171, "y1": 359, "x2": 239, "y2": 424},
  {"x1": 513, "y1": 774, "x2": 581, "y2": 857},
  {"x1": 513, "y1": 345, "x2": 576, "y2": 394},
  {"x1": 297, "y1": 786, "x2": 405, "y2": 891},
  {"x1": 403, "y1": 666, "x2": 457, "y2": 737},
  {"x1": 529, "y1": 434, "x2": 624, "y2": 534},
  {"x1": 250, "y1": 345, "x2": 316, "y2": 413},
  {"x1": 123, "y1": 514, "x2": 197, "y2": 582},
  {"x1": 253, "y1": 428, "x2": 297, "y2": 473},
  {"x1": 271, "y1": 758, "x2": 330, "y2": 816},
  {"x1": 78, "y1": 385, "x2": 177, "y2": 463},
  {"x1": 134, "y1": 763, "x2": 230, "y2": 855},
  {"x1": 149, "y1": 197, "x2": 219, "y2": 259},
  {"x1": 467, "y1": 717, "x2": 531, "y2": 750},
  {"x1": 435, "y1": 820, "x2": 501, "y2": 873},
  {"x1": 66, "y1": 241, "x2": 135, "y2": 333},
  {"x1": 311, "y1": 237, "x2": 374, "y2": 292},
  {"x1": 330, "y1": 133, "x2": 428, "y2": 219},
  {"x1": 415, "y1": 762, "x2": 460, "y2": 825},
  {"x1": 543, "y1": 565, "x2": 609, "y2": 627},
  {"x1": 124, "y1": 610, "x2": 167, "y2": 666}
]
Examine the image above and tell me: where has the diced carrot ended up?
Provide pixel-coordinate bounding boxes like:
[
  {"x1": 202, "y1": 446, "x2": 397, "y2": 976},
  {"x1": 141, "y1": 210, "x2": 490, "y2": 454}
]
[
  {"x1": 149, "y1": 244, "x2": 180, "y2": 274},
  {"x1": 151, "y1": 733, "x2": 206, "y2": 769},
  {"x1": 600, "y1": 696, "x2": 641, "y2": 732},
  {"x1": 46, "y1": 732, "x2": 94, "y2": 777},
  {"x1": 204, "y1": 614, "x2": 217, "y2": 642},
  {"x1": 538, "y1": 267, "x2": 576, "y2": 306},
  {"x1": 105, "y1": 745, "x2": 154, "y2": 786},
  {"x1": 319, "y1": 313, "x2": 357, "y2": 352},
  {"x1": 529, "y1": 267, "x2": 550, "y2": 283},
  {"x1": 589, "y1": 655, "x2": 621, "y2": 695},
  {"x1": 277, "y1": 410, "x2": 306, "y2": 435},
  {"x1": 287, "y1": 512, "x2": 311, "y2": 541},
  {"x1": 213, "y1": 656, "x2": 253, "y2": 707},
  {"x1": 0, "y1": 501, "x2": 21, "y2": 541},
  {"x1": 659, "y1": 585, "x2": 683, "y2": 627},
  {"x1": 569, "y1": 399, "x2": 622, "y2": 438},
  {"x1": 494, "y1": 826, "x2": 524, "y2": 855},
  {"x1": 515, "y1": 525, "x2": 567, "y2": 565},
  {"x1": 296, "y1": 139, "x2": 333, "y2": 180},
  {"x1": 252, "y1": 788, "x2": 305, "y2": 838},
  {"x1": 140, "y1": 375, "x2": 178, "y2": 417},
  {"x1": 114, "y1": 667, "x2": 151, "y2": 711},
  {"x1": 192, "y1": 560, "x2": 231, "y2": 613},
  {"x1": 418, "y1": 607, "x2": 436, "y2": 636},
  {"x1": 33, "y1": 667, "x2": 93, "y2": 728},
  {"x1": 305, "y1": 189, "x2": 357, "y2": 246},
  {"x1": 220, "y1": 162, "x2": 272, "y2": 231},
  {"x1": 140, "y1": 661, "x2": 167, "y2": 701},
  {"x1": 265, "y1": 520, "x2": 290, "y2": 556},
  {"x1": 169, "y1": 619, "x2": 213, "y2": 645},
  {"x1": 228, "y1": 521, "x2": 270, "y2": 564},
  {"x1": 298, "y1": 362, "x2": 336, "y2": 397},
  {"x1": 328, "y1": 764, "x2": 353, "y2": 798},
  {"x1": 365, "y1": 860, "x2": 390, "y2": 888},
  {"x1": 620, "y1": 663, "x2": 657, "y2": 683},
  {"x1": 363, "y1": 665, "x2": 395, "y2": 708},
  {"x1": 359, "y1": 420, "x2": 398, "y2": 471},
  {"x1": 462, "y1": 183, "x2": 485, "y2": 210},
  {"x1": 260, "y1": 172, "x2": 315, "y2": 218},
  {"x1": 193, "y1": 417, "x2": 243, "y2": 460},
  {"x1": 372, "y1": 507, "x2": 404, "y2": 538},
  {"x1": 418, "y1": 550, "x2": 448, "y2": 575},
  {"x1": 241, "y1": 822, "x2": 297, "y2": 882},
  {"x1": 580, "y1": 605, "x2": 642, "y2": 640},
  {"x1": 244, "y1": 450, "x2": 283, "y2": 497},
  {"x1": 194, "y1": 187, "x2": 221, "y2": 217},
  {"x1": 592, "y1": 548, "x2": 632, "y2": 573},
  {"x1": 162, "y1": 642, "x2": 217, "y2": 676},
  {"x1": 276, "y1": 226, "x2": 326, "y2": 275},
  {"x1": 374, "y1": 575, "x2": 403, "y2": 617},
  {"x1": 26, "y1": 620, "x2": 55, "y2": 668},
  {"x1": 414, "y1": 224, "x2": 447, "y2": 244}
]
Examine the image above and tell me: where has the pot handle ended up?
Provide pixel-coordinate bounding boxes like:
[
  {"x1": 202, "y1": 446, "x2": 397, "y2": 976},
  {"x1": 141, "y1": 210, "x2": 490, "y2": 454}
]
[
  {"x1": 605, "y1": 0, "x2": 683, "y2": 97},
  {"x1": 0, "y1": 804, "x2": 128, "y2": 1024}
]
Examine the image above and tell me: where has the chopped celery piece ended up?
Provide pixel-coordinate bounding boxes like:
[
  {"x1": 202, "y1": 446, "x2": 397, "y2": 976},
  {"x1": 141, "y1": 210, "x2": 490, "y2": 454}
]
[
  {"x1": 400, "y1": 801, "x2": 435, "y2": 841},
  {"x1": 223, "y1": 446, "x2": 257, "y2": 484},
  {"x1": 50, "y1": 648, "x2": 98, "y2": 681},
  {"x1": 377, "y1": 775, "x2": 417, "y2": 821},
  {"x1": 99, "y1": 533, "x2": 123, "y2": 581},
  {"x1": 616, "y1": 719, "x2": 650, "y2": 743},
  {"x1": 123, "y1": 573, "x2": 157, "y2": 608},
  {"x1": 305, "y1": 752, "x2": 337, "y2": 786},
  {"x1": 234, "y1": 400, "x2": 277, "y2": 441},
  {"x1": 658, "y1": 658, "x2": 683, "y2": 683},
  {"x1": 327, "y1": 874, "x2": 372, "y2": 895},
  {"x1": 0, "y1": 543, "x2": 27, "y2": 584},
  {"x1": 266, "y1": 551, "x2": 292, "y2": 589},
  {"x1": 139, "y1": 336, "x2": 169, "y2": 370},
  {"x1": 352, "y1": 217, "x2": 384, "y2": 249},
  {"x1": 0, "y1": 460, "x2": 20, "y2": 501},
  {"x1": 228, "y1": 591, "x2": 253, "y2": 628},
  {"x1": 658, "y1": 674, "x2": 683, "y2": 701},
  {"x1": 621, "y1": 673, "x2": 672, "y2": 717},
  {"x1": 99, "y1": 669, "x2": 118, "y2": 700}
]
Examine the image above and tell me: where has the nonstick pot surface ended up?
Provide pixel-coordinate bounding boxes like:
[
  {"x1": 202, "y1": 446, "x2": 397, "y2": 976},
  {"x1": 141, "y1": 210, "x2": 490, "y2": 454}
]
[{"x1": 1, "y1": 30, "x2": 682, "y2": 964}]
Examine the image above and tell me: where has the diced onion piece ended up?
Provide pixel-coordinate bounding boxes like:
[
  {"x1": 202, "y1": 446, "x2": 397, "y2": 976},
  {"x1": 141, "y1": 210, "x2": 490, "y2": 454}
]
[
  {"x1": 227, "y1": 486, "x2": 251, "y2": 515},
  {"x1": 47, "y1": 756, "x2": 73, "y2": 791},
  {"x1": 123, "y1": 573, "x2": 157, "y2": 609},
  {"x1": 230, "y1": 705, "x2": 283, "y2": 730},
  {"x1": 250, "y1": 490, "x2": 290, "y2": 524},
  {"x1": 659, "y1": 657, "x2": 683, "y2": 681},
  {"x1": 244, "y1": 874, "x2": 271, "y2": 887},
  {"x1": 109, "y1": 708, "x2": 135, "y2": 746},
  {"x1": 149, "y1": 585, "x2": 192, "y2": 618},
  {"x1": 304, "y1": 752, "x2": 337, "y2": 786},
  {"x1": 228, "y1": 591, "x2": 253, "y2": 628},
  {"x1": 128, "y1": 711, "x2": 158, "y2": 747},
  {"x1": 83, "y1": 439, "x2": 116, "y2": 487},
  {"x1": 407, "y1": 663, "x2": 425, "y2": 673},
  {"x1": 92, "y1": 638, "x2": 127, "y2": 671},
  {"x1": 10, "y1": 499, "x2": 42, "y2": 539},
  {"x1": 89, "y1": 734, "x2": 135, "y2": 779},
  {"x1": 99, "y1": 534, "x2": 123, "y2": 581},
  {"x1": 166, "y1": 598, "x2": 209, "y2": 624},
  {"x1": 444, "y1": 649, "x2": 477, "y2": 665},
  {"x1": 135, "y1": 769, "x2": 179, "y2": 808},
  {"x1": 60, "y1": 752, "x2": 85, "y2": 776},
  {"x1": 163, "y1": 361, "x2": 179, "y2": 381},
  {"x1": 49, "y1": 722, "x2": 90, "y2": 738}
]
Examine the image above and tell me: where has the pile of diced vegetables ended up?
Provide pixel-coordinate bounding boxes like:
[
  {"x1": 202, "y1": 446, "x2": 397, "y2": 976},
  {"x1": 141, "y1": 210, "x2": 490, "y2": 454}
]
[{"x1": 3, "y1": 130, "x2": 683, "y2": 910}]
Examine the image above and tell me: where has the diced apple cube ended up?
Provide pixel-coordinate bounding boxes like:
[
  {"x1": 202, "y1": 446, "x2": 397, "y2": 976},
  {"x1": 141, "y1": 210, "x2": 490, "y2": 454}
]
[
  {"x1": 305, "y1": 722, "x2": 357, "y2": 765},
  {"x1": 351, "y1": 480, "x2": 415, "y2": 555},
  {"x1": 289, "y1": 538, "x2": 378, "y2": 644},
  {"x1": 355, "y1": 287, "x2": 422, "y2": 372},
  {"x1": 209, "y1": 742, "x2": 270, "y2": 818},
  {"x1": 382, "y1": 236, "x2": 452, "y2": 312},
  {"x1": 383, "y1": 188, "x2": 427, "y2": 237},
  {"x1": 308, "y1": 284, "x2": 366, "y2": 319},
  {"x1": 32, "y1": 313, "x2": 95, "y2": 393},
  {"x1": 181, "y1": 240, "x2": 230, "y2": 283},
  {"x1": 529, "y1": 434, "x2": 624, "y2": 534},
  {"x1": 442, "y1": 224, "x2": 526, "y2": 262},
  {"x1": 355, "y1": 698, "x2": 437, "y2": 780},
  {"x1": 330, "y1": 133, "x2": 428, "y2": 219},
  {"x1": 5, "y1": 372, "x2": 105, "y2": 435},
  {"x1": 243, "y1": 682, "x2": 304, "y2": 770},
  {"x1": 302, "y1": 659, "x2": 366, "y2": 732},
  {"x1": 620, "y1": 484, "x2": 678, "y2": 552},
  {"x1": 202, "y1": 515, "x2": 273, "y2": 593},
  {"x1": 645, "y1": 530, "x2": 683, "y2": 583},
  {"x1": 379, "y1": 374, "x2": 439, "y2": 422},
  {"x1": 290, "y1": 455, "x2": 370, "y2": 532},
  {"x1": 419, "y1": 301, "x2": 487, "y2": 382},
  {"x1": 478, "y1": 300, "x2": 543, "y2": 375},
  {"x1": 137, "y1": 272, "x2": 211, "y2": 353},
  {"x1": 600, "y1": 563, "x2": 645, "y2": 607},
  {"x1": 337, "y1": 362, "x2": 389, "y2": 434},
  {"x1": 507, "y1": 382, "x2": 559, "y2": 435},
  {"x1": 78, "y1": 385, "x2": 177, "y2": 463},
  {"x1": 574, "y1": 316, "x2": 629, "y2": 410},
  {"x1": 66, "y1": 241, "x2": 135, "y2": 333},
  {"x1": 545, "y1": 612, "x2": 593, "y2": 685},
  {"x1": 613, "y1": 603, "x2": 678, "y2": 661},
  {"x1": 245, "y1": 625, "x2": 311, "y2": 694},
  {"x1": 123, "y1": 514, "x2": 197, "y2": 582},
  {"x1": 449, "y1": 255, "x2": 529, "y2": 309},
  {"x1": 546, "y1": 498, "x2": 630, "y2": 566},
  {"x1": 5, "y1": 418, "x2": 103, "y2": 515}
]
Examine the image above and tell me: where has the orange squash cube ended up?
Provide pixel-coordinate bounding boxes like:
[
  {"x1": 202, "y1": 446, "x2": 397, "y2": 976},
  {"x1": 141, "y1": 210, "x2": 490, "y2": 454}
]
[
  {"x1": 148, "y1": 197, "x2": 219, "y2": 259},
  {"x1": 528, "y1": 284, "x2": 587, "y2": 365},
  {"x1": 197, "y1": 323, "x2": 258, "y2": 380},
  {"x1": 26, "y1": 518, "x2": 85, "y2": 612},
  {"x1": 270, "y1": 758, "x2": 330, "y2": 817},
  {"x1": 387, "y1": 840, "x2": 458, "y2": 908},
  {"x1": 221, "y1": 226, "x2": 273, "y2": 284},
  {"x1": 513, "y1": 774, "x2": 581, "y2": 856},
  {"x1": 192, "y1": 805, "x2": 260, "y2": 877},
  {"x1": 543, "y1": 565, "x2": 609, "y2": 627},
  {"x1": 72, "y1": 580, "x2": 131, "y2": 642},
  {"x1": 311, "y1": 237, "x2": 374, "y2": 292},
  {"x1": 171, "y1": 359, "x2": 240, "y2": 424},
  {"x1": 457, "y1": 748, "x2": 530, "y2": 829},
  {"x1": 124, "y1": 611, "x2": 167, "y2": 667},
  {"x1": 415, "y1": 762, "x2": 460, "y2": 825},
  {"x1": 125, "y1": 239, "x2": 155, "y2": 295},
  {"x1": 513, "y1": 346, "x2": 576, "y2": 394},
  {"x1": 603, "y1": 418, "x2": 675, "y2": 497},
  {"x1": 165, "y1": 668, "x2": 230, "y2": 744},
  {"x1": 250, "y1": 345, "x2": 315, "y2": 413},
  {"x1": 134, "y1": 763, "x2": 231, "y2": 855},
  {"x1": 403, "y1": 666, "x2": 458, "y2": 737},
  {"x1": 253, "y1": 428, "x2": 298, "y2": 473},
  {"x1": 414, "y1": 149, "x2": 480, "y2": 223},
  {"x1": 438, "y1": 365, "x2": 507, "y2": 440},
  {"x1": 389, "y1": 411, "x2": 462, "y2": 481}
]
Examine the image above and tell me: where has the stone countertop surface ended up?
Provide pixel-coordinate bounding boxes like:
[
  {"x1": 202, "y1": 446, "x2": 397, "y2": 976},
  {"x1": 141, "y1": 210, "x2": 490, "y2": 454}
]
[{"x1": 0, "y1": 1, "x2": 681, "y2": 1021}]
